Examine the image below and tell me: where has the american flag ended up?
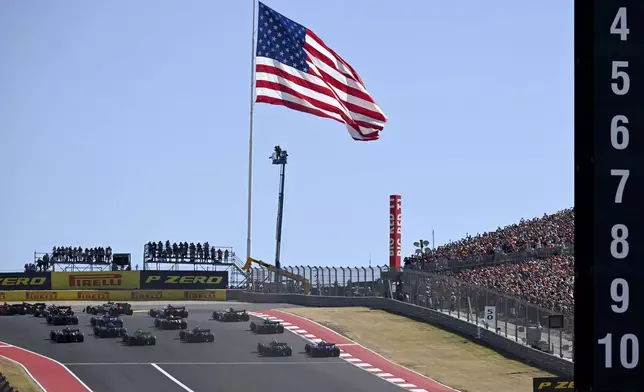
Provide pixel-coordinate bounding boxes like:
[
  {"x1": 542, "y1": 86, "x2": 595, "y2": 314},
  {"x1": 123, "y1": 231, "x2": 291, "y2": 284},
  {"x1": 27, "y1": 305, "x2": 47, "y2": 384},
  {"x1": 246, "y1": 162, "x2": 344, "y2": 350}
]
[{"x1": 254, "y1": 2, "x2": 387, "y2": 141}]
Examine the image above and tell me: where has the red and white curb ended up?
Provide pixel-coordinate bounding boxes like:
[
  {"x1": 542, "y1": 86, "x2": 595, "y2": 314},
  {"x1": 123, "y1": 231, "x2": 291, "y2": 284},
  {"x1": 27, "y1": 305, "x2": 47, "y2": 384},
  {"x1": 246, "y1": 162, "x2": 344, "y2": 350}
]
[{"x1": 248, "y1": 311, "x2": 428, "y2": 392}]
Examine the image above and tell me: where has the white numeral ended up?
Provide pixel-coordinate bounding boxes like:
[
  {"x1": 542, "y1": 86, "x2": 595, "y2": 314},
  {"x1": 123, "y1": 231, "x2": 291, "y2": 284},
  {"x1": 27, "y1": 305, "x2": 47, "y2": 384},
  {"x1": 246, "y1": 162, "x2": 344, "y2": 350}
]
[
  {"x1": 621, "y1": 334, "x2": 639, "y2": 369},
  {"x1": 610, "y1": 7, "x2": 630, "y2": 41},
  {"x1": 610, "y1": 115, "x2": 630, "y2": 150},
  {"x1": 599, "y1": 333, "x2": 640, "y2": 369},
  {"x1": 611, "y1": 169, "x2": 629, "y2": 203},
  {"x1": 610, "y1": 278, "x2": 629, "y2": 313},
  {"x1": 611, "y1": 224, "x2": 629, "y2": 259},
  {"x1": 611, "y1": 61, "x2": 630, "y2": 95}
]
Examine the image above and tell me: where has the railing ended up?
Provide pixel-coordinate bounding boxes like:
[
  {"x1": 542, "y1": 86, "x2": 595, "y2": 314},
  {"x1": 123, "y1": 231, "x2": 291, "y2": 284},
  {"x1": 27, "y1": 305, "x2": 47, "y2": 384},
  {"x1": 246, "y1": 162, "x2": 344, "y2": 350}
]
[
  {"x1": 247, "y1": 264, "x2": 574, "y2": 363},
  {"x1": 248, "y1": 265, "x2": 390, "y2": 296},
  {"x1": 406, "y1": 244, "x2": 574, "y2": 272}
]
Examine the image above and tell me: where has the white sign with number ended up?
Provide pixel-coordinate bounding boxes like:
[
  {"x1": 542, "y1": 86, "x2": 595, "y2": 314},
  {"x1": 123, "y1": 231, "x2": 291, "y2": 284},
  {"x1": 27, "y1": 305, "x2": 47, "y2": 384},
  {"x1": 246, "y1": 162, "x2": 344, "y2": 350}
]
[{"x1": 484, "y1": 306, "x2": 496, "y2": 328}]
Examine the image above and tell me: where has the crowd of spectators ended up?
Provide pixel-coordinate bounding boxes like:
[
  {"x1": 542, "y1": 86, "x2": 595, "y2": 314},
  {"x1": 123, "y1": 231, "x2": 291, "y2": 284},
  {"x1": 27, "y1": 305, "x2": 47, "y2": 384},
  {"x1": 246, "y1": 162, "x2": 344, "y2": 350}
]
[
  {"x1": 145, "y1": 241, "x2": 232, "y2": 263},
  {"x1": 403, "y1": 208, "x2": 575, "y2": 314},
  {"x1": 51, "y1": 246, "x2": 113, "y2": 264},
  {"x1": 404, "y1": 208, "x2": 574, "y2": 268},
  {"x1": 448, "y1": 255, "x2": 574, "y2": 314}
]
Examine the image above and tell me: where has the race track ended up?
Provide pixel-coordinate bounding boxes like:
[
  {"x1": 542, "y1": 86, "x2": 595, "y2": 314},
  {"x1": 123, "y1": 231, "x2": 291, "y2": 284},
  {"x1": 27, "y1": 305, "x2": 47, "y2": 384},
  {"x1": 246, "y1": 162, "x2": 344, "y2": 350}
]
[{"x1": 0, "y1": 302, "x2": 408, "y2": 392}]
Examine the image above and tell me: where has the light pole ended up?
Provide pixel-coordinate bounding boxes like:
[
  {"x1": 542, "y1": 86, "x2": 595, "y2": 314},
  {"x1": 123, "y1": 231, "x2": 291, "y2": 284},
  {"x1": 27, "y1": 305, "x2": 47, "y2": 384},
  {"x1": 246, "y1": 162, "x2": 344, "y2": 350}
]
[
  {"x1": 271, "y1": 146, "x2": 288, "y2": 276},
  {"x1": 413, "y1": 239, "x2": 431, "y2": 258}
]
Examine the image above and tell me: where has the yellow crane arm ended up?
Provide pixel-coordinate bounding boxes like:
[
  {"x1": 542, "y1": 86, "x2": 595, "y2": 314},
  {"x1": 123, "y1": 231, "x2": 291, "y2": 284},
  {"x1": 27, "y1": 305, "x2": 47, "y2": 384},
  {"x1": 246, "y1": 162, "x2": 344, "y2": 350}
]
[{"x1": 244, "y1": 257, "x2": 310, "y2": 295}]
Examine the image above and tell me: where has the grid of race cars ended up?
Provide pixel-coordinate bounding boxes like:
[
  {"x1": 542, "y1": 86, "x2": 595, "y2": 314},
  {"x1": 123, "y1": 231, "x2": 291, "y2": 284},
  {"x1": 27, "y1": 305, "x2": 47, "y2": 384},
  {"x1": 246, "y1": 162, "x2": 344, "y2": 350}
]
[{"x1": 0, "y1": 302, "x2": 342, "y2": 357}]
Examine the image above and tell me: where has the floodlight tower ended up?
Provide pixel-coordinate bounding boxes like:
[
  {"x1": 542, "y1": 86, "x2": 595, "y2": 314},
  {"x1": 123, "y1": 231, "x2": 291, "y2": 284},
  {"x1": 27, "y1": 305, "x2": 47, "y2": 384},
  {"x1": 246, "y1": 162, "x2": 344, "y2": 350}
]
[
  {"x1": 413, "y1": 239, "x2": 431, "y2": 258},
  {"x1": 271, "y1": 146, "x2": 288, "y2": 275}
]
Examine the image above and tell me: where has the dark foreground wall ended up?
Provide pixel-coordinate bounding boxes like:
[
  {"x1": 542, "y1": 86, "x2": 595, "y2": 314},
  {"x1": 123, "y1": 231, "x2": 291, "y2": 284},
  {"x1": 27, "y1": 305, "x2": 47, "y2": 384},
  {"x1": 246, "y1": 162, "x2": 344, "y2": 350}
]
[{"x1": 229, "y1": 291, "x2": 573, "y2": 377}]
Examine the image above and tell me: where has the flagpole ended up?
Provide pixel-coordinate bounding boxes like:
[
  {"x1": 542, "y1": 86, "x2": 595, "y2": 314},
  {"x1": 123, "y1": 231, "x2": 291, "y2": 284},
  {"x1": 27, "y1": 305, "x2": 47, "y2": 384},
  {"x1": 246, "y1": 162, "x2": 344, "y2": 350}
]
[{"x1": 246, "y1": 0, "x2": 257, "y2": 266}]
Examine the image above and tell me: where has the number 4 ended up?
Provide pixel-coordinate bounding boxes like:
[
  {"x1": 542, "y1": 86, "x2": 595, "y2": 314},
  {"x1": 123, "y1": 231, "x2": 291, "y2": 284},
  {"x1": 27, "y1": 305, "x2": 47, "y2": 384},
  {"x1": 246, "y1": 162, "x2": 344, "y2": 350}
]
[{"x1": 610, "y1": 7, "x2": 629, "y2": 41}]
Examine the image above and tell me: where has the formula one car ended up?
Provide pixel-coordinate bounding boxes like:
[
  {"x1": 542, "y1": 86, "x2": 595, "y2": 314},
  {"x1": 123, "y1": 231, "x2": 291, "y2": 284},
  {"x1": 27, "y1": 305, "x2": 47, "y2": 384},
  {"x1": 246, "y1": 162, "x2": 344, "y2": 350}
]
[
  {"x1": 47, "y1": 313, "x2": 79, "y2": 325},
  {"x1": 154, "y1": 315, "x2": 187, "y2": 330},
  {"x1": 250, "y1": 319, "x2": 285, "y2": 334},
  {"x1": 50, "y1": 328, "x2": 84, "y2": 343},
  {"x1": 93, "y1": 324, "x2": 127, "y2": 338},
  {"x1": 112, "y1": 302, "x2": 134, "y2": 316},
  {"x1": 179, "y1": 326, "x2": 214, "y2": 343},
  {"x1": 212, "y1": 307, "x2": 250, "y2": 322},
  {"x1": 122, "y1": 329, "x2": 156, "y2": 346},
  {"x1": 43, "y1": 305, "x2": 74, "y2": 320},
  {"x1": 149, "y1": 305, "x2": 189, "y2": 319},
  {"x1": 24, "y1": 302, "x2": 47, "y2": 316},
  {"x1": 304, "y1": 341, "x2": 341, "y2": 357},
  {"x1": 90, "y1": 315, "x2": 123, "y2": 327},
  {"x1": 257, "y1": 340, "x2": 292, "y2": 356},
  {"x1": 0, "y1": 303, "x2": 27, "y2": 315}
]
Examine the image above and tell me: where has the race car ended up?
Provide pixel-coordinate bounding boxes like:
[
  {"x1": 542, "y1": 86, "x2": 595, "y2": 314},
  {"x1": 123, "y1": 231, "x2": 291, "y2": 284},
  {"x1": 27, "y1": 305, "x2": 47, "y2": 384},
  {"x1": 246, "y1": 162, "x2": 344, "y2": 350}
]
[
  {"x1": 250, "y1": 319, "x2": 285, "y2": 334},
  {"x1": 0, "y1": 303, "x2": 27, "y2": 315},
  {"x1": 24, "y1": 302, "x2": 47, "y2": 316},
  {"x1": 122, "y1": 329, "x2": 156, "y2": 346},
  {"x1": 149, "y1": 305, "x2": 189, "y2": 319},
  {"x1": 47, "y1": 313, "x2": 79, "y2": 325},
  {"x1": 154, "y1": 315, "x2": 187, "y2": 330},
  {"x1": 43, "y1": 305, "x2": 74, "y2": 319},
  {"x1": 112, "y1": 302, "x2": 134, "y2": 316},
  {"x1": 212, "y1": 307, "x2": 250, "y2": 322},
  {"x1": 179, "y1": 326, "x2": 214, "y2": 343},
  {"x1": 304, "y1": 341, "x2": 341, "y2": 357},
  {"x1": 50, "y1": 328, "x2": 84, "y2": 343},
  {"x1": 90, "y1": 315, "x2": 123, "y2": 327},
  {"x1": 93, "y1": 323, "x2": 128, "y2": 338},
  {"x1": 257, "y1": 340, "x2": 292, "y2": 356},
  {"x1": 85, "y1": 302, "x2": 119, "y2": 316}
]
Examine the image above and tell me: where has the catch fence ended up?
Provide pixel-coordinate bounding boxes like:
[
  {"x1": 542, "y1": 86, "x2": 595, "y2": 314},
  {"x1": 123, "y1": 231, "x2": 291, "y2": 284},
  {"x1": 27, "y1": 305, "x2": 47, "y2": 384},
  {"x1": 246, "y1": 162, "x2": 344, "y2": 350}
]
[{"x1": 248, "y1": 265, "x2": 574, "y2": 361}]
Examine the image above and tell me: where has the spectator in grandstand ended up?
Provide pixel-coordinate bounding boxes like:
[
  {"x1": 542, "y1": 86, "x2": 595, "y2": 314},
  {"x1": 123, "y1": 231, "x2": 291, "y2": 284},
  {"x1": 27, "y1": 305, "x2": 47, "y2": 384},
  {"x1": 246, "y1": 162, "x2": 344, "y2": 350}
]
[
  {"x1": 24, "y1": 263, "x2": 37, "y2": 273},
  {"x1": 449, "y1": 254, "x2": 574, "y2": 314},
  {"x1": 405, "y1": 208, "x2": 574, "y2": 269},
  {"x1": 51, "y1": 246, "x2": 112, "y2": 264},
  {"x1": 145, "y1": 241, "x2": 229, "y2": 263}
]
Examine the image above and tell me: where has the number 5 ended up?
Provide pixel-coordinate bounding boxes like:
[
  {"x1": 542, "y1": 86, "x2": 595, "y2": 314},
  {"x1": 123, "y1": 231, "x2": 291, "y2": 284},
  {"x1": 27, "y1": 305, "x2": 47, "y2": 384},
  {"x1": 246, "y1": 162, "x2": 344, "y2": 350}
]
[
  {"x1": 611, "y1": 169, "x2": 629, "y2": 203},
  {"x1": 612, "y1": 61, "x2": 630, "y2": 96}
]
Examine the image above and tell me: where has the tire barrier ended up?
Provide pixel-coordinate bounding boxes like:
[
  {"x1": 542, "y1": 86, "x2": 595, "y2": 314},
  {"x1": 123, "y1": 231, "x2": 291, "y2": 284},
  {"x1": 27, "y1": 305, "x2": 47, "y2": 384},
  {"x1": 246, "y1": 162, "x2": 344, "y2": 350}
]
[
  {"x1": 0, "y1": 372, "x2": 19, "y2": 392},
  {"x1": 232, "y1": 291, "x2": 574, "y2": 377},
  {"x1": 0, "y1": 289, "x2": 226, "y2": 302}
]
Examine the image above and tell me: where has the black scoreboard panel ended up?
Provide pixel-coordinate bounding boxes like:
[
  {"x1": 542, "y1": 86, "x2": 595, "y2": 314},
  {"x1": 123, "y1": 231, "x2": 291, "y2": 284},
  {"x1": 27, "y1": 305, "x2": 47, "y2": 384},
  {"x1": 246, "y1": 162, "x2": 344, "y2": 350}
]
[{"x1": 576, "y1": 1, "x2": 644, "y2": 391}]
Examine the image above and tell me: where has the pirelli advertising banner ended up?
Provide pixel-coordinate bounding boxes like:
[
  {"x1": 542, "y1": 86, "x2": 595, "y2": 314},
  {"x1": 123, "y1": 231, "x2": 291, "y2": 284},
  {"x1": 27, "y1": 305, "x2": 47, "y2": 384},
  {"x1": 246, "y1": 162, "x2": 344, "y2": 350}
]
[
  {"x1": 0, "y1": 289, "x2": 226, "y2": 302},
  {"x1": 140, "y1": 271, "x2": 228, "y2": 290},
  {"x1": 0, "y1": 272, "x2": 51, "y2": 290},
  {"x1": 51, "y1": 271, "x2": 140, "y2": 290}
]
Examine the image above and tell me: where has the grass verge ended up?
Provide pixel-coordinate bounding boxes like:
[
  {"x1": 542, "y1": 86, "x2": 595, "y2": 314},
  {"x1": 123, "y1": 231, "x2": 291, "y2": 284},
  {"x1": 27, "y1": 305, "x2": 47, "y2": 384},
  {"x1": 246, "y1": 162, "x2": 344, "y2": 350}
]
[
  {"x1": 0, "y1": 356, "x2": 42, "y2": 392},
  {"x1": 283, "y1": 307, "x2": 554, "y2": 392}
]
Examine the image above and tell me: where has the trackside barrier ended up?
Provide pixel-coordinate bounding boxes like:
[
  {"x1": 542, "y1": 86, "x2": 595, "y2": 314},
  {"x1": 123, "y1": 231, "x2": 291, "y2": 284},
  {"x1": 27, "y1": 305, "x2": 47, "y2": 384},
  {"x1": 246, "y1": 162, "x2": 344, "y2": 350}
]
[
  {"x1": 0, "y1": 372, "x2": 19, "y2": 392},
  {"x1": 233, "y1": 291, "x2": 573, "y2": 377},
  {"x1": 0, "y1": 290, "x2": 226, "y2": 302}
]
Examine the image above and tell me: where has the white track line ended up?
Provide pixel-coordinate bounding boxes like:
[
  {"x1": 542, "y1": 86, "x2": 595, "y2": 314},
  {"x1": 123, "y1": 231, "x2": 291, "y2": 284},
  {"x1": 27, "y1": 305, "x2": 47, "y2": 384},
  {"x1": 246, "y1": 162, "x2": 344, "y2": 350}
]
[
  {"x1": 151, "y1": 363, "x2": 195, "y2": 392},
  {"x1": 386, "y1": 378, "x2": 407, "y2": 383},
  {"x1": 0, "y1": 354, "x2": 48, "y2": 392},
  {"x1": 365, "y1": 368, "x2": 383, "y2": 372}
]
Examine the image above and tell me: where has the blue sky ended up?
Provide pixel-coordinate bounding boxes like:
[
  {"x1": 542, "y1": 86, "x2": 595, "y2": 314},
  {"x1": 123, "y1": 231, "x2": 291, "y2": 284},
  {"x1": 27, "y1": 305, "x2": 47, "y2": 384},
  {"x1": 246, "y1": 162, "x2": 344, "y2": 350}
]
[{"x1": 0, "y1": 0, "x2": 573, "y2": 271}]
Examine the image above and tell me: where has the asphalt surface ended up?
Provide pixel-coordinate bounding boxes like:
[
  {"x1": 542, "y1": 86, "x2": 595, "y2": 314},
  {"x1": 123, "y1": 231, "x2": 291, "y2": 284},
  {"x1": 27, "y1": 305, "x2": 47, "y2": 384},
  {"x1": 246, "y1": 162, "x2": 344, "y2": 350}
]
[{"x1": 0, "y1": 302, "x2": 405, "y2": 392}]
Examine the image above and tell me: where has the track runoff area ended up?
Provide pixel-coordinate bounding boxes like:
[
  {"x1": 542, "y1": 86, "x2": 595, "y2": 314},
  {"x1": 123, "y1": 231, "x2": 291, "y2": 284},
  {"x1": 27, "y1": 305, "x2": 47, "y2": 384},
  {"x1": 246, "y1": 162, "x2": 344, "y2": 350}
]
[{"x1": 0, "y1": 301, "x2": 452, "y2": 392}]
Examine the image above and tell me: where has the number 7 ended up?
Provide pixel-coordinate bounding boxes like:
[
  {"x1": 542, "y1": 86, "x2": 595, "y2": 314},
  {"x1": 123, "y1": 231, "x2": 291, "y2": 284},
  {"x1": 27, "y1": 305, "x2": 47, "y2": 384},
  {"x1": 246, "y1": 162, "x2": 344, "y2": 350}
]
[{"x1": 611, "y1": 169, "x2": 629, "y2": 203}]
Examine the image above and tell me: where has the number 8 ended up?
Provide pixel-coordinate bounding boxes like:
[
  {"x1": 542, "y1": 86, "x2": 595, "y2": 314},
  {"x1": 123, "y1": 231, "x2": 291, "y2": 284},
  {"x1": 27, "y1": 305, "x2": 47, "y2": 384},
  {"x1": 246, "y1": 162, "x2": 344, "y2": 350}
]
[{"x1": 611, "y1": 224, "x2": 629, "y2": 259}]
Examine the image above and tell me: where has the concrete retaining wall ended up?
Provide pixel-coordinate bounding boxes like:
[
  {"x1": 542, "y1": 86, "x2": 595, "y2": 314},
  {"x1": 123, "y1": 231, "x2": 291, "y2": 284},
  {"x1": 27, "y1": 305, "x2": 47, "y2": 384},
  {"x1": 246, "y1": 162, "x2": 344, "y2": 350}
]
[{"x1": 230, "y1": 291, "x2": 573, "y2": 377}]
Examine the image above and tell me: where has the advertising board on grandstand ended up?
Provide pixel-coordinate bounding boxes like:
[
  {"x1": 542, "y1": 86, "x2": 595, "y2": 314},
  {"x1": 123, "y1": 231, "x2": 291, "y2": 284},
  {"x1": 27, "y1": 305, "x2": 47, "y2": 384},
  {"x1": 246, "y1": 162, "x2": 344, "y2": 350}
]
[
  {"x1": 51, "y1": 271, "x2": 140, "y2": 290},
  {"x1": 140, "y1": 271, "x2": 228, "y2": 289},
  {"x1": 0, "y1": 272, "x2": 52, "y2": 290}
]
